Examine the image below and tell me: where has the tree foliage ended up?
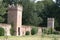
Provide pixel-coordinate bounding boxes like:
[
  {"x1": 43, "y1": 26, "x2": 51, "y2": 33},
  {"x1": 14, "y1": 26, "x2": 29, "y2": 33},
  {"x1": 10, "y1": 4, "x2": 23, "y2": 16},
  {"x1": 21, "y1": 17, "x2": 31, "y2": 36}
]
[
  {"x1": 20, "y1": 0, "x2": 43, "y2": 26},
  {"x1": 0, "y1": 0, "x2": 7, "y2": 23}
]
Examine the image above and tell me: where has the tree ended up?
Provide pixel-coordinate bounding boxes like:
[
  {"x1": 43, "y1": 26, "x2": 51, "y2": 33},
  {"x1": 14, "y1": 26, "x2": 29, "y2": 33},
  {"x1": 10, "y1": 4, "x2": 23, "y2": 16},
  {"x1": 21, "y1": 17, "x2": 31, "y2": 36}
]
[
  {"x1": 0, "y1": 0, "x2": 7, "y2": 23},
  {"x1": 20, "y1": 0, "x2": 43, "y2": 26},
  {"x1": 3, "y1": 0, "x2": 20, "y2": 5},
  {"x1": 29, "y1": 13, "x2": 43, "y2": 26},
  {"x1": 35, "y1": 0, "x2": 57, "y2": 27},
  {"x1": 36, "y1": 1, "x2": 47, "y2": 27}
]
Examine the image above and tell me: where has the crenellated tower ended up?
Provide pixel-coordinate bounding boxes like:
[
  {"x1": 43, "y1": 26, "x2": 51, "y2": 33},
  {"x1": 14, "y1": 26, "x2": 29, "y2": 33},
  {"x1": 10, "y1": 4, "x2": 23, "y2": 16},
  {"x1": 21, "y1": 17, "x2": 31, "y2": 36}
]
[{"x1": 8, "y1": 4, "x2": 23, "y2": 36}]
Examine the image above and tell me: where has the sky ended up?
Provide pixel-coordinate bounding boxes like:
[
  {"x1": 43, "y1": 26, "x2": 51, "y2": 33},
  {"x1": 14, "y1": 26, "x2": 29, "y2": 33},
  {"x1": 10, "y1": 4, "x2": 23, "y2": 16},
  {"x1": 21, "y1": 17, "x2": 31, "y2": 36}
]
[{"x1": 35, "y1": 0, "x2": 56, "y2": 3}]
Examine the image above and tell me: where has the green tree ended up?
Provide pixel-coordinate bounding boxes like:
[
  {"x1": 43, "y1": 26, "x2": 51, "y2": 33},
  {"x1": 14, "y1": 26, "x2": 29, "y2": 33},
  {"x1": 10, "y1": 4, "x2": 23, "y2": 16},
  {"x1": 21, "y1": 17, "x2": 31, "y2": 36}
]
[
  {"x1": 0, "y1": 0, "x2": 7, "y2": 23},
  {"x1": 35, "y1": 0, "x2": 56, "y2": 27},
  {"x1": 20, "y1": 0, "x2": 43, "y2": 26}
]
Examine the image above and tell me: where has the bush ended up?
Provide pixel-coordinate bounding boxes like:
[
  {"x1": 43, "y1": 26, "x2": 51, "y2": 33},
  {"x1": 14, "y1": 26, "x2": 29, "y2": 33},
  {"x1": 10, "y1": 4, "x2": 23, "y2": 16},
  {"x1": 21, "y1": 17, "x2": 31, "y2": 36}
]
[
  {"x1": 25, "y1": 31, "x2": 30, "y2": 35},
  {"x1": 55, "y1": 27, "x2": 60, "y2": 31},
  {"x1": 10, "y1": 28, "x2": 15, "y2": 35},
  {"x1": 42, "y1": 28, "x2": 47, "y2": 34},
  {"x1": 47, "y1": 28, "x2": 53, "y2": 34},
  {"x1": 0, "y1": 27, "x2": 5, "y2": 36},
  {"x1": 31, "y1": 27, "x2": 38, "y2": 35},
  {"x1": 53, "y1": 31, "x2": 60, "y2": 34},
  {"x1": 10, "y1": 23, "x2": 15, "y2": 35},
  {"x1": 42, "y1": 27, "x2": 54, "y2": 34}
]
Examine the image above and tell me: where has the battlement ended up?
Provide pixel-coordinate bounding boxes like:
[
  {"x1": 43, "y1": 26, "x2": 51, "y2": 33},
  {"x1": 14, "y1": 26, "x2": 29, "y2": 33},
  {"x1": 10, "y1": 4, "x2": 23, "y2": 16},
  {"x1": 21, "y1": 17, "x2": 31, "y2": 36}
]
[
  {"x1": 8, "y1": 4, "x2": 23, "y2": 11},
  {"x1": 48, "y1": 18, "x2": 54, "y2": 21}
]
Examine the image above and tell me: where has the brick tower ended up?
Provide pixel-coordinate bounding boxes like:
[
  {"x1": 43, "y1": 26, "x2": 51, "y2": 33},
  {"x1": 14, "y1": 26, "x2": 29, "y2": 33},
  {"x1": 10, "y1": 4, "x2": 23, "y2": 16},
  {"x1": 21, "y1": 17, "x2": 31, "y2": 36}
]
[
  {"x1": 47, "y1": 18, "x2": 54, "y2": 29},
  {"x1": 8, "y1": 4, "x2": 23, "y2": 36}
]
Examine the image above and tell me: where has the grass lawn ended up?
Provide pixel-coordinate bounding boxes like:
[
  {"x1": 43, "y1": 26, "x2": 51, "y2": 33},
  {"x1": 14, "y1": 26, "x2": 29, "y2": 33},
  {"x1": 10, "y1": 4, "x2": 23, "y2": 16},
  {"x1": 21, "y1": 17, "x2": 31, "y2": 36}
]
[{"x1": 0, "y1": 34, "x2": 60, "y2": 40}]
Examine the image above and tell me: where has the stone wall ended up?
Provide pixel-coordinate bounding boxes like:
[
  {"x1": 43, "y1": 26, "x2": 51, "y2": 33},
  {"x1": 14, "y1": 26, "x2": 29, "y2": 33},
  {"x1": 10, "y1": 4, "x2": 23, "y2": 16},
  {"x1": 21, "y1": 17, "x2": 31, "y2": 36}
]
[
  {"x1": 21, "y1": 25, "x2": 42, "y2": 36},
  {"x1": 0, "y1": 23, "x2": 43, "y2": 36},
  {"x1": 0, "y1": 23, "x2": 11, "y2": 36}
]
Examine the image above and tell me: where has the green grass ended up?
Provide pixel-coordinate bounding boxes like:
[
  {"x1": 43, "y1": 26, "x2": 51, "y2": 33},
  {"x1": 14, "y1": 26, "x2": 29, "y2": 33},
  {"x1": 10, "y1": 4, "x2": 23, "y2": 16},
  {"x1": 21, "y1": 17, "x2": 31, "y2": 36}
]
[
  {"x1": 0, "y1": 35, "x2": 40, "y2": 40},
  {"x1": 0, "y1": 35, "x2": 60, "y2": 40}
]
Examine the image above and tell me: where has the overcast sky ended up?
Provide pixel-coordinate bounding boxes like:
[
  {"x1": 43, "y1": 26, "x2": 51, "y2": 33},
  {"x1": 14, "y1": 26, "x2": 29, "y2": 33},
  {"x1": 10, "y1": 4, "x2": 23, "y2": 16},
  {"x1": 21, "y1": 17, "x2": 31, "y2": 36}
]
[{"x1": 35, "y1": 0, "x2": 56, "y2": 3}]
